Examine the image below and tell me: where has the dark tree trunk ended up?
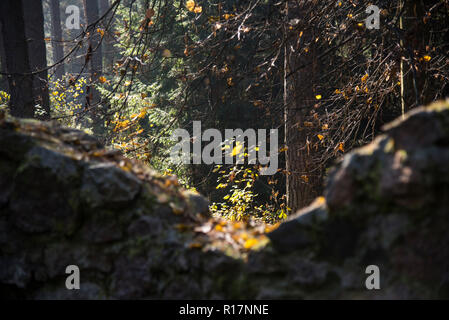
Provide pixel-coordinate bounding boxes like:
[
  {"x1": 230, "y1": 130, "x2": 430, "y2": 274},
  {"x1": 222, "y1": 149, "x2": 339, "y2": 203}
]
[
  {"x1": 402, "y1": 0, "x2": 431, "y2": 107},
  {"x1": 23, "y1": 0, "x2": 50, "y2": 120},
  {"x1": 284, "y1": 1, "x2": 322, "y2": 212},
  {"x1": 0, "y1": 22, "x2": 9, "y2": 93},
  {"x1": 83, "y1": 0, "x2": 104, "y2": 134},
  {"x1": 98, "y1": 0, "x2": 110, "y2": 12},
  {"x1": 0, "y1": 1, "x2": 36, "y2": 118},
  {"x1": 98, "y1": 0, "x2": 115, "y2": 73},
  {"x1": 83, "y1": 0, "x2": 103, "y2": 78},
  {"x1": 49, "y1": 0, "x2": 65, "y2": 80}
]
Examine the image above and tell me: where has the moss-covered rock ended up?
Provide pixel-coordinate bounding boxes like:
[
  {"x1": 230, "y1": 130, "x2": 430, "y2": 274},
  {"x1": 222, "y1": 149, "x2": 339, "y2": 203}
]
[{"x1": 266, "y1": 99, "x2": 449, "y2": 299}]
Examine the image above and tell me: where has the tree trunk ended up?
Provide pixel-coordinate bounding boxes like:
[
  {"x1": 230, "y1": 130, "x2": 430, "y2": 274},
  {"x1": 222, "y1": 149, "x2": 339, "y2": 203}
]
[
  {"x1": 0, "y1": 22, "x2": 9, "y2": 93},
  {"x1": 400, "y1": 0, "x2": 432, "y2": 111},
  {"x1": 284, "y1": 1, "x2": 322, "y2": 212},
  {"x1": 98, "y1": 0, "x2": 115, "y2": 73},
  {"x1": 23, "y1": 0, "x2": 50, "y2": 120},
  {"x1": 49, "y1": 0, "x2": 65, "y2": 80},
  {"x1": 0, "y1": 0, "x2": 35, "y2": 118},
  {"x1": 83, "y1": 0, "x2": 104, "y2": 134},
  {"x1": 83, "y1": 0, "x2": 103, "y2": 78}
]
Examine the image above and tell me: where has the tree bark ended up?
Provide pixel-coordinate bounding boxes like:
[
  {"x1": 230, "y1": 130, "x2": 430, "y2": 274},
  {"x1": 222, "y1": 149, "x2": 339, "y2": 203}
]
[
  {"x1": 83, "y1": 0, "x2": 103, "y2": 78},
  {"x1": 83, "y1": 0, "x2": 104, "y2": 133},
  {"x1": 284, "y1": 1, "x2": 322, "y2": 212},
  {"x1": 23, "y1": 0, "x2": 50, "y2": 120},
  {"x1": 0, "y1": 0, "x2": 36, "y2": 118},
  {"x1": 0, "y1": 22, "x2": 9, "y2": 93},
  {"x1": 98, "y1": 0, "x2": 115, "y2": 73},
  {"x1": 49, "y1": 0, "x2": 65, "y2": 80}
]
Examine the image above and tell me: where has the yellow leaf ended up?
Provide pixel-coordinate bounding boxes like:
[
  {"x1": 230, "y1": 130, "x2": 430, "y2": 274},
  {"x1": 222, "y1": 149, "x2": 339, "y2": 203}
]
[
  {"x1": 137, "y1": 108, "x2": 148, "y2": 119},
  {"x1": 162, "y1": 49, "x2": 172, "y2": 57},
  {"x1": 301, "y1": 175, "x2": 309, "y2": 183},
  {"x1": 423, "y1": 55, "x2": 431, "y2": 62},
  {"x1": 231, "y1": 143, "x2": 243, "y2": 156},
  {"x1": 317, "y1": 134, "x2": 324, "y2": 141},
  {"x1": 233, "y1": 222, "x2": 244, "y2": 229},
  {"x1": 315, "y1": 94, "x2": 322, "y2": 100},
  {"x1": 193, "y1": 6, "x2": 202, "y2": 13},
  {"x1": 264, "y1": 223, "x2": 280, "y2": 233},
  {"x1": 304, "y1": 121, "x2": 314, "y2": 127},
  {"x1": 244, "y1": 238, "x2": 259, "y2": 249},
  {"x1": 361, "y1": 74, "x2": 369, "y2": 82},
  {"x1": 186, "y1": 0, "x2": 195, "y2": 11},
  {"x1": 338, "y1": 142, "x2": 345, "y2": 152},
  {"x1": 322, "y1": 124, "x2": 329, "y2": 130},
  {"x1": 99, "y1": 76, "x2": 107, "y2": 83}
]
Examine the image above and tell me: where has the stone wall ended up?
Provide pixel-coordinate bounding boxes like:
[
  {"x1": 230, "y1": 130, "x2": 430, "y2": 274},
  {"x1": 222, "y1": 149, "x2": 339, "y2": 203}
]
[{"x1": 1, "y1": 100, "x2": 448, "y2": 299}]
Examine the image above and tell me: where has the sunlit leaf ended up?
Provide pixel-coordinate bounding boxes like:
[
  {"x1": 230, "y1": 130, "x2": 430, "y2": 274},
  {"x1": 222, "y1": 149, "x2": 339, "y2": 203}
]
[
  {"x1": 243, "y1": 238, "x2": 259, "y2": 249},
  {"x1": 361, "y1": 74, "x2": 369, "y2": 82},
  {"x1": 162, "y1": 49, "x2": 172, "y2": 57},
  {"x1": 231, "y1": 143, "x2": 243, "y2": 156},
  {"x1": 186, "y1": 0, "x2": 195, "y2": 11}
]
